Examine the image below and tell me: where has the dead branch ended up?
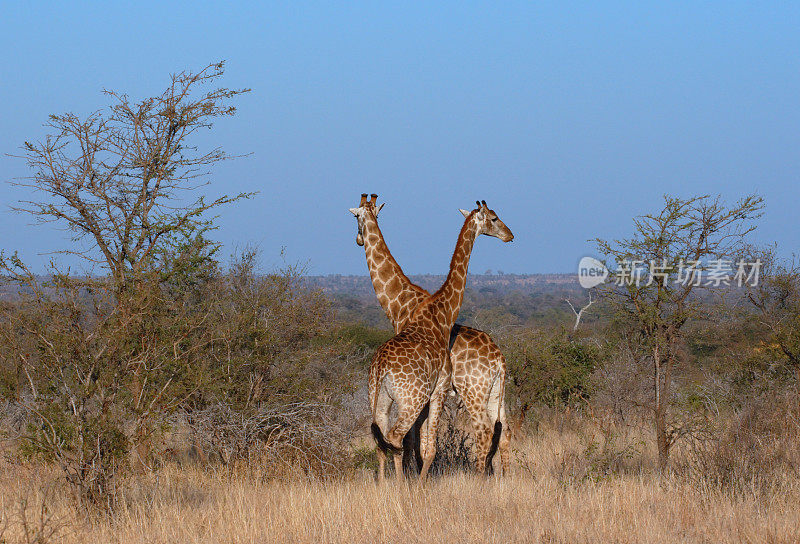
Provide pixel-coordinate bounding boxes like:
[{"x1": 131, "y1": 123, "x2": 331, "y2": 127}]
[{"x1": 565, "y1": 291, "x2": 595, "y2": 331}]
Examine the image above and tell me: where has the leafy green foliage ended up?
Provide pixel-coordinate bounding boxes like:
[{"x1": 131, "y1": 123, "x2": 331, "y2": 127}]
[
  {"x1": 505, "y1": 328, "x2": 603, "y2": 410},
  {"x1": 333, "y1": 323, "x2": 393, "y2": 351},
  {"x1": 594, "y1": 194, "x2": 764, "y2": 469}
]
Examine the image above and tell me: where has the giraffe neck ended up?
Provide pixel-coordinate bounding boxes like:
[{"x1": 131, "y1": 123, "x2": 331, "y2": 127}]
[
  {"x1": 431, "y1": 212, "x2": 479, "y2": 329},
  {"x1": 361, "y1": 210, "x2": 428, "y2": 332}
]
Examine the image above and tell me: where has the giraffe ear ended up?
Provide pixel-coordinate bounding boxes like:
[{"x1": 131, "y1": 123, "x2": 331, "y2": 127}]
[
  {"x1": 376, "y1": 203, "x2": 385, "y2": 215},
  {"x1": 349, "y1": 208, "x2": 359, "y2": 216},
  {"x1": 459, "y1": 208, "x2": 470, "y2": 218}
]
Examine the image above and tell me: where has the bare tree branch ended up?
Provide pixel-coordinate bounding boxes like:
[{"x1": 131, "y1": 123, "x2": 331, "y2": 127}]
[
  {"x1": 9, "y1": 61, "x2": 253, "y2": 290},
  {"x1": 565, "y1": 291, "x2": 595, "y2": 331}
]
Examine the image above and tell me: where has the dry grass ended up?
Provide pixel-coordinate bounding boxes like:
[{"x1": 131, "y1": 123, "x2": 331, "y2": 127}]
[{"x1": 1, "y1": 423, "x2": 798, "y2": 544}]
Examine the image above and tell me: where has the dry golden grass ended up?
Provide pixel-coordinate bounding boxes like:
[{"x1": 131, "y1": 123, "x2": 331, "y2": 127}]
[{"x1": 1, "y1": 425, "x2": 798, "y2": 544}]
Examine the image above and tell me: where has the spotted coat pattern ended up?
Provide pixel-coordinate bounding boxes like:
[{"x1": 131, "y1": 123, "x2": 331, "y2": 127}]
[
  {"x1": 360, "y1": 199, "x2": 513, "y2": 480},
  {"x1": 353, "y1": 197, "x2": 511, "y2": 475}
]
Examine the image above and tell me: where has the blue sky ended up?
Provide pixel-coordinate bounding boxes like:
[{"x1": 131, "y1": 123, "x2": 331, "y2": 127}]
[{"x1": 1, "y1": 2, "x2": 798, "y2": 275}]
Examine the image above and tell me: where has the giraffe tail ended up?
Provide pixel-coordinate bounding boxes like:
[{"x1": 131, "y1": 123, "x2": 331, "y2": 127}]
[
  {"x1": 371, "y1": 423, "x2": 402, "y2": 454},
  {"x1": 485, "y1": 421, "x2": 502, "y2": 474}
]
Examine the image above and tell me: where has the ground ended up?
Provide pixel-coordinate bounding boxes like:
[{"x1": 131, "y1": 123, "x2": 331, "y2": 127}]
[{"x1": 1, "y1": 428, "x2": 798, "y2": 544}]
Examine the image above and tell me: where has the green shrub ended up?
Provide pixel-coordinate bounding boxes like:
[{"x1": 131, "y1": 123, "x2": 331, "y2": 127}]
[
  {"x1": 334, "y1": 323, "x2": 393, "y2": 351},
  {"x1": 504, "y1": 328, "x2": 603, "y2": 412}
]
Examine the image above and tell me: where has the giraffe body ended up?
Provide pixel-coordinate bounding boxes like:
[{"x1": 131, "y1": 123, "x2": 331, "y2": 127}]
[
  {"x1": 357, "y1": 198, "x2": 513, "y2": 480},
  {"x1": 352, "y1": 195, "x2": 511, "y2": 474},
  {"x1": 369, "y1": 311, "x2": 452, "y2": 481},
  {"x1": 449, "y1": 324, "x2": 510, "y2": 473}
]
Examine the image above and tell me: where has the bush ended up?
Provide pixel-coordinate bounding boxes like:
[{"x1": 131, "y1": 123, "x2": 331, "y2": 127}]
[
  {"x1": 177, "y1": 401, "x2": 354, "y2": 479},
  {"x1": 504, "y1": 328, "x2": 603, "y2": 417},
  {"x1": 333, "y1": 323, "x2": 393, "y2": 352},
  {"x1": 683, "y1": 388, "x2": 800, "y2": 496},
  {"x1": 0, "y1": 249, "x2": 362, "y2": 510}
]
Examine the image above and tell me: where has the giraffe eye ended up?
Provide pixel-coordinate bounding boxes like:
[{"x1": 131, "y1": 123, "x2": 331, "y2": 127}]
[{"x1": 491, "y1": 217, "x2": 498, "y2": 222}]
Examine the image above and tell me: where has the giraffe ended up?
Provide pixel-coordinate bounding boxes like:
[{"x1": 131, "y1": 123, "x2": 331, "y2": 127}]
[
  {"x1": 365, "y1": 200, "x2": 513, "y2": 481},
  {"x1": 350, "y1": 194, "x2": 512, "y2": 475}
]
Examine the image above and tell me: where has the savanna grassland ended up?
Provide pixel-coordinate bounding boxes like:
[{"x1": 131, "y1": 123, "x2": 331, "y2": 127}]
[
  {"x1": 1, "y1": 419, "x2": 799, "y2": 544},
  {"x1": 2, "y1": 64, "x2": 799, "y2": 544},
  {"x1": 2, "y1": 235, "x2": 800, "y2": 544}
]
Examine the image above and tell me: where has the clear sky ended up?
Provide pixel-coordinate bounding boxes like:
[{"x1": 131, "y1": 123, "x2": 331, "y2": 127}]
[{"x1": 1, "y1": 2, "x2": 798, "y2": 275}]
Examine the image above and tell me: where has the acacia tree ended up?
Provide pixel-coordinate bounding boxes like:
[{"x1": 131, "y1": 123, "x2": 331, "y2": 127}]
[
  {"x1": 13, "y1": 61, "x2": 250, "y2": 289},
  {"x1": 0, "y1": 62, "x2": 250, "y2": 507},
  {"x1": 595, "y1": 194, "x2": 763, "y2": 470}
]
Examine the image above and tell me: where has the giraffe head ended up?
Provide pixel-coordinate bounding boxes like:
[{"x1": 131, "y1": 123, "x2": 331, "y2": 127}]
[
  {"x1": 349, "y1": 193, "x2": 385, "y2": 246},
  {"x1": 459, "y1": 200, "x2": 514, "y2": 242}
]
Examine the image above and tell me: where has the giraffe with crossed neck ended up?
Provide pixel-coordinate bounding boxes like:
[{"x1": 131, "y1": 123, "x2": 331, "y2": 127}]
[
  {"x1": 350, "y1": 194, "x2": 513, "y2": 475},
  {"x1": 359, "y1": 197, "x2": 513, "y2": 481}
]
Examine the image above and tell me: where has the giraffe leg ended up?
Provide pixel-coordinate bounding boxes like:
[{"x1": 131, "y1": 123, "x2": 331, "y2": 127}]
[
  {"x1": 372, "y1": 382, "x2": 394, "y2": 482},
  {"x1": 385, "y1": 396, "x2": 429, "y2": 482},
  {"x1": 473, "y1": 419, "x2": 493, "y2": 475},
  {"x1": 419, "y1": 374, "x2": 451, "y2": 481},
  {"x1": 402, "y1": 405, "x2": 427, "y2": 475},
  {"x1": 471, "y1": 395, "x2": 494, "y2": 475},
  {"x1": 418, "y1": 416, "x2": 430, "y2": 461},
  {"x1": 497, "y1": 373, "x2": 511, "y2": 476},
  {"x1": 393, "y1": 451, "x2": 404, "y2": 483},
  {"x1": 401, "y1": 418, "x2": 417, "y2": 476},
  {"x1": 455, "y1": 373, "x2": 492, "y2": 475},
  {"x1": 486, "y1": 370, "x2": 506, "y2": 477},
  {"x1": 414, "y1": 403, "x2": 431, "y2": 471},
  {"x1": 377, "y1": 449, "x2": 387, "y2": 483}
]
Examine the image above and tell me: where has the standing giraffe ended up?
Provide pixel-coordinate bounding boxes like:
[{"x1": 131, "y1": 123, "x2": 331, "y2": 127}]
[
  {"x1": 366, "y1": 200, "x2": 513, "y2": 481},
  {"x1": 350, "y1": 194, "x2": 512, "y2": 474}
]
